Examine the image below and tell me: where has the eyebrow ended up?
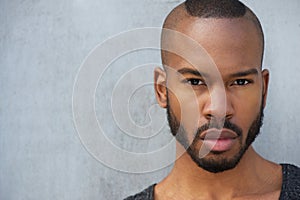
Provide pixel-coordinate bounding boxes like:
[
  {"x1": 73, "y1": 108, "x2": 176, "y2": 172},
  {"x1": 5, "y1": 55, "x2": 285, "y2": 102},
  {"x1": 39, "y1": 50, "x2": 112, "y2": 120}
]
[
  {"x1": 177, "y1": 68, "x2": 208, "y2": 77},
  {"x1": 177, "y1": 68, "x2": 259, "y2": 78},
  {"x1": 229, "y1": 68, "x2": 259, "y2": 78}
]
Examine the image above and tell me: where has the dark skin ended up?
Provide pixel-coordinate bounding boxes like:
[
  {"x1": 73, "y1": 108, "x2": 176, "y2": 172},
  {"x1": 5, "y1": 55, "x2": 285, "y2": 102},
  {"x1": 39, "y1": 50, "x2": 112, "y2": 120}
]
[{"x1": 154, "y1": 4, "x2": 282, "y2": 200}]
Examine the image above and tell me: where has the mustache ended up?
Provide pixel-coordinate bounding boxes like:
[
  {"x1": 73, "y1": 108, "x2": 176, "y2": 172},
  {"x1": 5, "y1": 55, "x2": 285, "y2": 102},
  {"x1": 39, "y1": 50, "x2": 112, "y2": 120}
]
[{"x1": 194, "y1": 119, "x2": 243, "y2": 138}]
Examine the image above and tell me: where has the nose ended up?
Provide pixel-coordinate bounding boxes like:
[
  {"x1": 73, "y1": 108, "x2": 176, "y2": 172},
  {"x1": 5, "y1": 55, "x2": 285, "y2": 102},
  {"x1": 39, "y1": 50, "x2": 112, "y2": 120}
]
[{"x1": 202, "y1": 87, "x2": 234, "y2": 121}]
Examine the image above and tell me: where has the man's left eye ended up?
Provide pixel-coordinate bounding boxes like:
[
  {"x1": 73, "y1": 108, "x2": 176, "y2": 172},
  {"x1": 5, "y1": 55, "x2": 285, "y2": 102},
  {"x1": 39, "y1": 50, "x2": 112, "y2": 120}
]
[{"x1": 233, "y1": 79, "x2": 250, "y2": 85}]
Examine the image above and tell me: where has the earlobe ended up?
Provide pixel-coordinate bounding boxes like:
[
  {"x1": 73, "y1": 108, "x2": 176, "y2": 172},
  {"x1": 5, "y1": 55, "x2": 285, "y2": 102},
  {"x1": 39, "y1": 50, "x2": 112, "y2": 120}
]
[
  {"x1": 262, "y1": 69, "x2": 270, "y2": 108},
  {"x1": 154, "y1": 67, "x2": 168, "y2": 108}
]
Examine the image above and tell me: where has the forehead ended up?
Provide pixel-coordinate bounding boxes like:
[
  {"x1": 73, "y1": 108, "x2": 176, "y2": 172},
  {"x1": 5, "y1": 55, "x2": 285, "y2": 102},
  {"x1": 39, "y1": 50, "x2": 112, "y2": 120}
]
[{"x1": 162, "y1": 17, "x2": 262, "y2": 75}]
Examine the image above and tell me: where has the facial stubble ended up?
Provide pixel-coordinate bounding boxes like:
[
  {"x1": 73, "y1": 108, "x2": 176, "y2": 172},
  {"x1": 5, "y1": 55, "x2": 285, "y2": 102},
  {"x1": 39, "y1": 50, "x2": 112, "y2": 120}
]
[{"x1": 166, "y1": 92, "x2": 264, "y2": 173}]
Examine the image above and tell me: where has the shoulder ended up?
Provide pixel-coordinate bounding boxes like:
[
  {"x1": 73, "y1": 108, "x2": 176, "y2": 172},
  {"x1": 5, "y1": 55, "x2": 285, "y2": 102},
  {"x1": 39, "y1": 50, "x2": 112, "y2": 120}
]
[
  {"x1": 124, "y1": 184, "x2": 156, "y2": 200},
  {"x1": 280, "y1": 163, "x2": 300, "y2": 199}
]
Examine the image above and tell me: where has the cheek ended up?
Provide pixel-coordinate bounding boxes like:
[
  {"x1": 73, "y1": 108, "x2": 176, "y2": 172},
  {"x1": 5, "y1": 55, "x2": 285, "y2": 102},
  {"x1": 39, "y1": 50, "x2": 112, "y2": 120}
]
[
  {"x1": 232, "y1": 90, "x2": 263, "y2": 133},
  {"x1": 168, "y1": 87, "x2": 202, "y2": 135}
]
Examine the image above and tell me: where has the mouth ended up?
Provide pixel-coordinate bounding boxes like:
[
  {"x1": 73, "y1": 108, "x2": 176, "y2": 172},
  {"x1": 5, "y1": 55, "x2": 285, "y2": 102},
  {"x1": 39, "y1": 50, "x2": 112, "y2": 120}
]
[
  {"x1": 199, "y1": 129, "x2": 239, "y2": 152},
  {"x1": 199, "y1": 128, "x2": 238, "y2": 140}
]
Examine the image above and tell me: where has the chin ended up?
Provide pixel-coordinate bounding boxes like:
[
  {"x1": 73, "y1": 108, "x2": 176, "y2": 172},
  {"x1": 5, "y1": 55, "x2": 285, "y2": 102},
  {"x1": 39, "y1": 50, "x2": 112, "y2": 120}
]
[{"x1": 187, "y1": 144, "x2": 247, "y2": 173}]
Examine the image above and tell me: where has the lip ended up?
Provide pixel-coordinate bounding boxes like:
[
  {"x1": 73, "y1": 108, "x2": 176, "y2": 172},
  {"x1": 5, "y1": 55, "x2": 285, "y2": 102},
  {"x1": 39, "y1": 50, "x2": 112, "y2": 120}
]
[
  {"x1": 202, "y1": 138, "x2": 237, "y2": 152},
  {"x1": 199, "y1": 128, "x2": 238, "y2": 140},
  {"x1": 199, "y1": 129, "x2": 239, "y2": 152}
]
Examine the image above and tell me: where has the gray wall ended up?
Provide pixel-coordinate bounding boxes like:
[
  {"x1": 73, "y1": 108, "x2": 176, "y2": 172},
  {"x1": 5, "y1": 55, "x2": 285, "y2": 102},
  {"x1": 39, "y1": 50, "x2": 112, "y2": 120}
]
[{"x1": 1, "y1": 0, "x2": 300, "y2": 199}]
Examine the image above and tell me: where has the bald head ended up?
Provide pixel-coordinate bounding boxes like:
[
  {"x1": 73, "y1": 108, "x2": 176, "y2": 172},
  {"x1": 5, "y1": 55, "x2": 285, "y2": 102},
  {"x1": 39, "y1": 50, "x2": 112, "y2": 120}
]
[{"x1": 161, "y1": 0, "x2": 264, "y2": 68}]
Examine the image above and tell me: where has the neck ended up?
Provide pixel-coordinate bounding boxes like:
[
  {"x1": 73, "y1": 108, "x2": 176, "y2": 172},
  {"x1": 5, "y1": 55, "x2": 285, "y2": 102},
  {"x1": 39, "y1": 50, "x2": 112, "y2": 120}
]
[{"x1": 155, "y1": 144, "x2": 282, "y2": 199}]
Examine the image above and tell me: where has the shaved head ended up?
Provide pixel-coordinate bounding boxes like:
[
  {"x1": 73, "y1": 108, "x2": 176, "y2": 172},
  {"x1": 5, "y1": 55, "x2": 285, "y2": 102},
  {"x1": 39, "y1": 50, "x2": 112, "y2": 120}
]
[
  {"x1": 161, "y1": 0, "x2": 265, "y2": 68},
  {"x1": 156, "y1": 0, "x2": 270, "y2": 174}
]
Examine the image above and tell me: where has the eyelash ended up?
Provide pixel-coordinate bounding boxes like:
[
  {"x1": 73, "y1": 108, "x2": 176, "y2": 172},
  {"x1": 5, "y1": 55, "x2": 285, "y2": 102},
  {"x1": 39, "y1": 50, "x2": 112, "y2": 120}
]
[
  {"x1": 184, "y1": 78, "x2": 206, "y2": 86},
  {"x1": 232, "y1": 79, "x2": 253, "y2": 86},
  {"x1": 183, "y1": 78, "x2": 253, "y2": 87}
]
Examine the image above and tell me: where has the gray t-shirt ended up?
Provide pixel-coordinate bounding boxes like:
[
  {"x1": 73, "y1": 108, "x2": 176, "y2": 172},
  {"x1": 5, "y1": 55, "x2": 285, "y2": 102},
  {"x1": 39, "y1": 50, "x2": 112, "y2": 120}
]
[{"x1": 124, "y1": 164, "x2": 300, "y2": 200}]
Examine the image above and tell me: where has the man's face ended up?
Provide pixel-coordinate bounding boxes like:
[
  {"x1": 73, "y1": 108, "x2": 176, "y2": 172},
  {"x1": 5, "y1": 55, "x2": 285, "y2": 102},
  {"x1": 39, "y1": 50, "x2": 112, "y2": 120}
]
[{"x1": 156, "y1": 17, "x2": 269, "y2": 173}]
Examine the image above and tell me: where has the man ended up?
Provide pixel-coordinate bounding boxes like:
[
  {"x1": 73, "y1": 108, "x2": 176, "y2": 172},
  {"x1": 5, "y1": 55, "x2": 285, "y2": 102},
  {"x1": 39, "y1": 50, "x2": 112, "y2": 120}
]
[{"x1": 125, "y1": 0, "x2": 300, "y2": 199}]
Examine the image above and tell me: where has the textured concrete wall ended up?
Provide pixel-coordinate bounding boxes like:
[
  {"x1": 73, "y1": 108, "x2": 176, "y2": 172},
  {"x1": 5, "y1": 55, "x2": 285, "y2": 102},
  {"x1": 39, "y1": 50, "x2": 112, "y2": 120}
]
[{"x1": 0, "y1": 0, "x2": 299, "y2": 199}]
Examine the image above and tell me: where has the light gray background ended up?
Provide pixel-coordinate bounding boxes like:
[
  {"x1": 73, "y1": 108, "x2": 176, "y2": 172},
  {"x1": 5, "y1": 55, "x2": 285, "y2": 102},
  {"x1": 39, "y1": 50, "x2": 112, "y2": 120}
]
[{"x1": 1, "y1": 0, "x2": 300, "y2": 199}]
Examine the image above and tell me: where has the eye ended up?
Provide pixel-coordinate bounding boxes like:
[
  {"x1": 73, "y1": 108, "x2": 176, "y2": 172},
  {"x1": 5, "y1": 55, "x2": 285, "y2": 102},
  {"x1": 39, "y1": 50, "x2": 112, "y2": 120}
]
[
  {"x1": 233, "y1": 79, "x2": 251, "y2": 86},
  {"x1": 186, "y1": 78, "x2": 205, "y2": 86}
]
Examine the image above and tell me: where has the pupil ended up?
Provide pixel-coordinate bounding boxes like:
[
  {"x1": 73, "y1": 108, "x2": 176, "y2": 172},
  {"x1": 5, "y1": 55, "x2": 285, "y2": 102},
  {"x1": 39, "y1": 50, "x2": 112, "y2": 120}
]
[{"x1": 192, "y1": 80, "x2": 198, "y2": 85}]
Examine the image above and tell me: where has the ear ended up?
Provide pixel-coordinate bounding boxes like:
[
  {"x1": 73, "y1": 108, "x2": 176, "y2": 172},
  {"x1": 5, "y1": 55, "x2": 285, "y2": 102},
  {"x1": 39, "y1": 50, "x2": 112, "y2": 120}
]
[
  {"x1": 261, "y1": 69, "x2": 270, "y2": 108},
  {"x1": 154, "y1": 67, "x2": 167, "y2": 108}
]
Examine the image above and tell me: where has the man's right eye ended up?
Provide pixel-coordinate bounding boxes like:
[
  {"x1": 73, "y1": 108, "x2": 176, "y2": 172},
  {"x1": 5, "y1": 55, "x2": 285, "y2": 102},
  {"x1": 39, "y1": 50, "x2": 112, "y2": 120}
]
[{"x1": 186, "y1": 78, "x2": 205, "y2": 86}]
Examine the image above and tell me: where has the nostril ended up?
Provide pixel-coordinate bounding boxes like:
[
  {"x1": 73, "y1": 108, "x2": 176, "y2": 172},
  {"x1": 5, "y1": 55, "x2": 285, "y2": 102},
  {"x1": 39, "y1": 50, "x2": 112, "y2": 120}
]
[
  {"x1": 226, "y1": 114, "x2": 233, "y2": 120},
  {"x1": 205, "y1": 114, "x2": 213, "y2": 120}
]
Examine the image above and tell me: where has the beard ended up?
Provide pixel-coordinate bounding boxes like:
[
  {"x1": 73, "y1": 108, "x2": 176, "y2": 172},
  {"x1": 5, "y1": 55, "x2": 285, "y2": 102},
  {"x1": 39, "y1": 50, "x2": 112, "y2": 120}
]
[{"x1": 166, "y1": 94, "x2": 264, "y2": 173}]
